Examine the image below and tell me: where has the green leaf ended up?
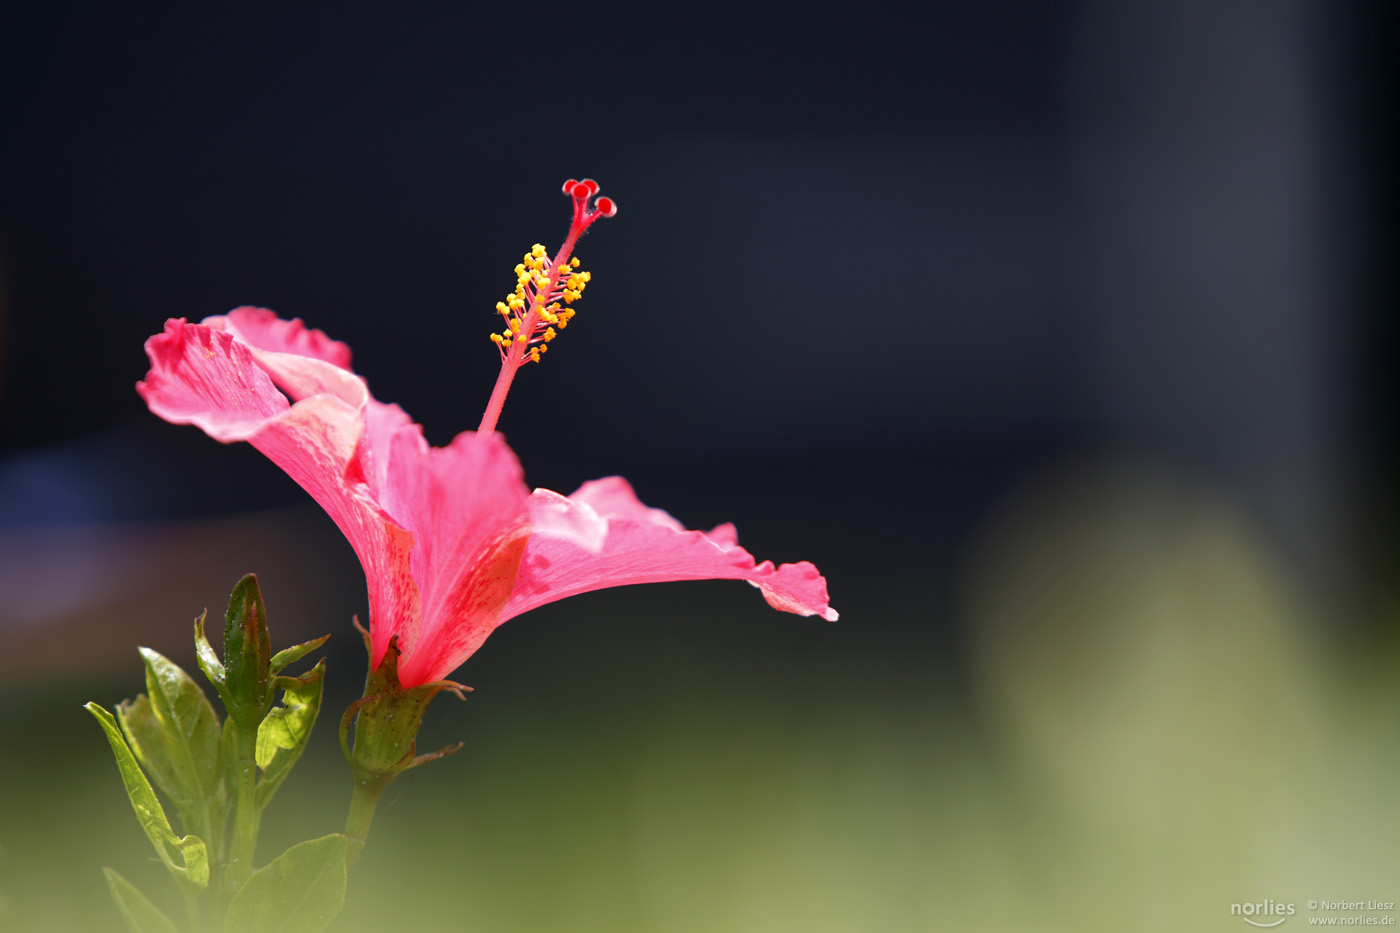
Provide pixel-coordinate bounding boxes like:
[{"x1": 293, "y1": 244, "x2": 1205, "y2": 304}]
[
  {"x1": 139, "y1": 647, "x2": 222, "y2": 811},
  {"x1": 85, "y1": 702, "x2": 210, "y2": 892},
  {"x1": 194, "y1": 609, "x2": 228, "y2": 692},
  {"x1": 269, "y1": 633, "x2": 331, "y2": 676},
  {"x1": 255, "y1": 660, "x2": 325, "y2": 811},
  {"x1": 102, "y1": 868, "x2": 179, "y2": 933},
  {"x1": 223, "y1": 834, "x2": 347, "y2": 933},
  {"x1": 114, "y1": 695, "x2": 186, "y2": 810},
  {"x1": 222, "y1": 715, "x2": 242, "y2": 801}
]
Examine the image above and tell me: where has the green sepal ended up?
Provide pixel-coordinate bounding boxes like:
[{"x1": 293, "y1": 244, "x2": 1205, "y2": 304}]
[
  {"x1": 223, "y1": 573, "x2": 274, "y2": 728},
  {"x1": 254, "y1": 659, "x2": 326, "y2": 811},
  {"x1": 103, "y1": 867, "x2": 180, "y2": 933},
  {"x1": 222, "y1": 834, "x2": 348, "y2": 933},
  {"x1": 270, "y1": 633, "x2": 331, "y2": 677},
  {"x1": 136, "y1": 647, "x2": 222, "y2": 812},
  {"x1": 194, "y1": 609, "x2": 231, "y2": 703},
  {"x1": 85, "y1": 702, "x2": 210, "y2": 892},
  {"x1": 341, "y1": 630, "x2": 468, "y2": 782}
]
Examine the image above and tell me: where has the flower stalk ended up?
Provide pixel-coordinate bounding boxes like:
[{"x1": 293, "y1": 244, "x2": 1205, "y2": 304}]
[
  {"x1": 340, "y1": 620, "x2": 467, "y2": 867},
  {"x1": 227, "y1": 718, "x2": 259, "y2": 889}
]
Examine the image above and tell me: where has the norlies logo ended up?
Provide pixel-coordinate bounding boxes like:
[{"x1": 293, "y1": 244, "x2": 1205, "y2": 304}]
[{"x1": 1231, "y1": 899, "x2": 1296, "y2": 927}]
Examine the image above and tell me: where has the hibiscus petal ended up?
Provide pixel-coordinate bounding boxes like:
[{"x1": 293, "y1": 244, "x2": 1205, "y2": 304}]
[
  {"x1": 705, "y1": 522, "x2": 740, "y2": 549},
  {"x1": 502, "y1": 477, "x2": 838, "y2": 623},
  {"x1": 211, "y1": 306, "x2": 353, "y2": 370},
  {"x1": 380, "y1": 428, "x2": 532, "y2": 685},
  {"x1": 568, "y1": 477, "x2": 686, "y2": 531},
  {"x1": 148, "y1": 314, "x2": 536, "y2": 684},
  {"x1": 396, "y1": 520, "x2": 531, "y2": 686},
  {"x1": 137, "y1": 317, "x2": 422, "y2": 677},
  {"x1": 136, "y1": 318, "x2": 290, "y2": 438},
  {"x1": 206, "y1": 309, "x2": 361, "y2": 406}
]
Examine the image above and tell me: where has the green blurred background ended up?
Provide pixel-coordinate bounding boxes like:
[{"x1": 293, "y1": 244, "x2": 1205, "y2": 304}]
[{"x1": 1, "y1": 1, "x2": 1396, "y2": 930}]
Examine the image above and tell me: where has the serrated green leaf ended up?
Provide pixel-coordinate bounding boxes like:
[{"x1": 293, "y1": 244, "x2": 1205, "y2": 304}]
[
  {"x1": 255, "y1": 660, "x2": 325, "y2": 811},
  {"x1": 222, "y1": 834, "x2": 347, "y2": 933},
  {"x1": 269, "y1": 633, "x2": 330, "y2": 676},
  {"x1": 102, "y1": 868, "x2": 180, "y2": 933},
  {"x1": 85, "y1": 702, "x2": 210, "y2": 892},
  {"x1": 140, "y1": 647, "x2": 221, "y2": 807}
]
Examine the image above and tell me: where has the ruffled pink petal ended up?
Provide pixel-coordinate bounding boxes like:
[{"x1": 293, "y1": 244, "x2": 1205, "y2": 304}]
[
  {"x1": 137, "y1": 318, "x2": 291, "y2": 438},
  {"x1": 210, "y1": 306, "x2": 353, "y2": 370},
  {"x1": 705, "y1": 522, "x2": 740, "y2": 549},
  {"x1": 205, "y1": 309, "x2": 359, "y2": 406},
  {"x1": 138, "y1": 315, "x2": 536, "y2": 687},
  {"x1": 207, "y1": 308, "x2": 431, "y2": 517},
  {"x1": 501, "y1": 477, "x2": 837, "y2": 624},
  {"x1": 568, "y1": 477, "x2": 686, "y2": 531},
  {"x1": 137, "y1": 318, "x2": 424, "y2": 671}
]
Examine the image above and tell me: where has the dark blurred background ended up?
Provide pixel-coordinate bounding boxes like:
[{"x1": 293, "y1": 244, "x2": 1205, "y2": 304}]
[{"x1": 0, "y1": 2, "x2": 1395, "y2": 931}]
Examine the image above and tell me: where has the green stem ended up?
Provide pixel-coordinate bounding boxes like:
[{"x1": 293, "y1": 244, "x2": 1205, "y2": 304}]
[
  {"x1": 197, "y1": 793, "x2": 225, "y2": 916},
  {"x1": 344, "y1": 772, "x2": 395, "y2": 869},
  {"x1": 227, "y1": 719, "x2": 260, "y2": 889},
  {"x1": 184, "y1": 887, "x2": 202, "y2": 933}
]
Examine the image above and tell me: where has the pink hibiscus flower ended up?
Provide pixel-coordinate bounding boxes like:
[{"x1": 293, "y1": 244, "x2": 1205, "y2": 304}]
[{"x1": 136, "y1": 181, "x2": 836, "y2": 689}]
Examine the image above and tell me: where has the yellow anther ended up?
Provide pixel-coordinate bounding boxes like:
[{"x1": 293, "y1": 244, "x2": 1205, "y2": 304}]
[
  {"x1": 580, "y1": 271, "x2": 591, "y2": 283},
  {"x1": 489, "y1": 242, "x2": 598, "y2": 360}
]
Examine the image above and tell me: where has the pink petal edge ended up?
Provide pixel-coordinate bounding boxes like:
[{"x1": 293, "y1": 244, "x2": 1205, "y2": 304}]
[{"x1": 502, "y1": 477, "x2": 838, "y2": 624}]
